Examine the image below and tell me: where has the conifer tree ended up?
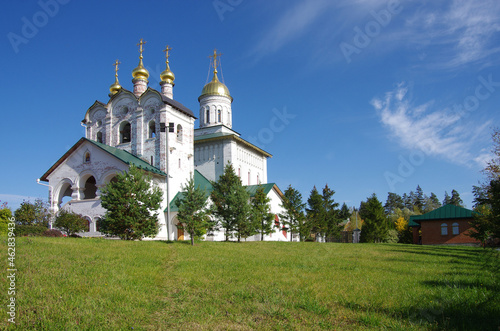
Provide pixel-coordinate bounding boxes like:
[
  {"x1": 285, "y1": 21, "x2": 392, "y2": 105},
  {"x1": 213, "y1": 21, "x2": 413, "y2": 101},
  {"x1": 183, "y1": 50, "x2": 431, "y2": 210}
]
[
  {"x1": 359, "y1": 193, "x2": 389, "y2": 243},
  {"x1": 251, "y1": 185, "x2": 275, "y2": 241},
  {"x1": 414, "y1": 185, "x2": 425, "y2": 212},
  {"x1": 280, "y1": 185, "x2": 306, "y2": 242},
  {"x1": 307, "y1": 186, "x2": 325, "y2": 240},
  {"x1": 423, "y1": 192, "x2": 441, "y2": 213},
  {"x1": 100, "y1": 166, "x2": 163, "y2": 240},
  {"x1": 176, "y1": 177, "x2": 211, "y2": 245},
  {"x1": 339, "y1": 202, "x2": 350, "y2": 220},
  {"x1": 450, "y1": 189, "x2": 464, "y2": 207},
  {"x1": 322, "y1": 184, "x2": 341, "y2": 239},
  {"x1": 443, "y1": 191, "x2": 452, "y2": 205},
  {"x1": 384, "y1": 192, "x2": 404, "y2": 215},
  {"x1": 210, "y1": 163, "x2": 252, "y2": 242}
]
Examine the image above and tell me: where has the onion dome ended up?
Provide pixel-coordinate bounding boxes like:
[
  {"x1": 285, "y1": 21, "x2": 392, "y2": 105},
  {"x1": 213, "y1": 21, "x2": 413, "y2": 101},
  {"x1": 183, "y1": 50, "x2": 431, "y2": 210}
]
[
  {"x1": 109, "y1": 59, "x2": 122, "y2": 96},
  {"x1": 132, "y1": 39, "x2": 149, "y2": 81},
  {"x1": 199, "y1": 68, "x2": 232, "y2": 101},
  {"x1": 160, "y1": 45, "x2": 175, "y2": 85}
]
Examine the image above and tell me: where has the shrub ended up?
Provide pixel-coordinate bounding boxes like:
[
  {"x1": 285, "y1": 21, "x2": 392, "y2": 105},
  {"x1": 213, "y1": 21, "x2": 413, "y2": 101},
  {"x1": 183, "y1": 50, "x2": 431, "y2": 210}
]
[
  {"x1": 42, "y1": 229, "x2": 63, "y2": 237},
  {"x1": 14, "y1": 225, "x2": 47, "y2": 236},
  {"x1": 54, "y1": 210, "x2": 88, "y2": 236}
]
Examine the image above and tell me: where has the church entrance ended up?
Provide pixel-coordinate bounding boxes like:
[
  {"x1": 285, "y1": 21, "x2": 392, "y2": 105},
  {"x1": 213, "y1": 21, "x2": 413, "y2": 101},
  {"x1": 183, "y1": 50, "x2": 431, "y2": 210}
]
[{"x1": 177, "y1": 227, "x2": 184, "y2": 240}]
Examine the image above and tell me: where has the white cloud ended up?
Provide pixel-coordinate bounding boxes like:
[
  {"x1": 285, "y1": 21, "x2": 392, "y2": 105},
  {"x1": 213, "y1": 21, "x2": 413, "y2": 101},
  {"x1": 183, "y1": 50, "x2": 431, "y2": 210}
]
[
  {"x1": 371, "y1": 83, "x2": 490, "y2": 166},
  {"x1": 0, "y1": 194, "x2": 41, "y2": 210}
]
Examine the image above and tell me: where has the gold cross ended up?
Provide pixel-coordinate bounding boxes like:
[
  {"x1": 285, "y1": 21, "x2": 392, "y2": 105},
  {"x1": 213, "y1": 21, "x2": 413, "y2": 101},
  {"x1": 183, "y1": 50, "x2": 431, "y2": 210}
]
[
  {"x1": 163, "y1": 45, "x2": 172, "y2": 63},
  {"x1": 137, "y1": 38, "x2": 147, "y2": 57},
  {"x1": 209, "y1": 48, "x2": 222, "y2": 71},
  {"x1": 113, "y1": 59, "x2": 120, "y2": 78}
]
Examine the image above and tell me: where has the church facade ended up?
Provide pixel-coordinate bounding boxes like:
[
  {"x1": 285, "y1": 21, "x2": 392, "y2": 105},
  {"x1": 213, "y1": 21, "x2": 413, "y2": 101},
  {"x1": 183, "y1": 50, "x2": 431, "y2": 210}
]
[{"x1": 40, "y1": 41, "x2": 291, "y2": 241}]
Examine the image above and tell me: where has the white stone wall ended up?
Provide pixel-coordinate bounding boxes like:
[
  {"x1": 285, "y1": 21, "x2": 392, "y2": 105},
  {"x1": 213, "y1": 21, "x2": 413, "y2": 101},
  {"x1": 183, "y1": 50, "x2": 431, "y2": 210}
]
[{"x1": 199, "y1": 95, "x2": 232, "y2": 128}]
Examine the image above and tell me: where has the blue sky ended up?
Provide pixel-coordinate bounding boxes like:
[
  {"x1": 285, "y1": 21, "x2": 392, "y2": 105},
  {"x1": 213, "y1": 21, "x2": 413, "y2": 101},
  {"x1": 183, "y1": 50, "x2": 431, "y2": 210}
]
[{"x1": 1, "y1": 0, "x2": 499, "y2": 210}]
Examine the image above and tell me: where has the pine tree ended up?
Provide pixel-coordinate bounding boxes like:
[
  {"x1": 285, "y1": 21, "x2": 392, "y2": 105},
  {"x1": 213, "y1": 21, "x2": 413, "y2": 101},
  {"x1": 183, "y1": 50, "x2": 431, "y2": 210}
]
[
  {"x1": 210, "y1": 163, "x2": 252, "y2": 242},
  {"x1": 176, "y1": 177, "x2": 211, "y2": 245},
  {"x1": 251, "y1": 185, "x2": 275, "y2": 241},
  {"x1": 322, "y1": 184, "x2": 341, "y2": 239},
  {"x1": 339, "y1": 203, "x2": 350, "y2": 220},
  {"x1": 280, "y1": 185, "x2": 306, "y2": 242},
  {"x1": 100, "y1": 166, "x2": 163, "y2": 240},
  {"x1": 384, "y1": 192, "x2": 404, "y2": 214},
  {"x1": 359, "y1": 193, "x2": 389, "y2": 243},
  {"x1": 414, "y1": 185, "x2": 425, "y2": 212},
  {"x1": 423, "y1": 192, "x2": 441, "y2": 213},
  {"x1": 450, "y1": 189, "x2": 464, "y2": 207},
  {"x1": 443, "y1": 191, "x2": 452, "y2": 205},
  {"x1": 402, "y1": 193, "x2": 413, "y2": 210},
  {"x1": 307, "y1": 186, "x2": 326, "y2": 241}
]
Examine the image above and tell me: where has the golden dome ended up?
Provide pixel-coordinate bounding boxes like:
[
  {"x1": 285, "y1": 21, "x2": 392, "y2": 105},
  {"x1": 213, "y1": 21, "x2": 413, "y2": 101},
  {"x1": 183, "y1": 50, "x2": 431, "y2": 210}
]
[
  {"x1": 160, "y1": 63, "x2": 175, "y2": 85},
  {"x1": 109, "y1": 77, "x2": 121, "y2": 95},
  {"x1": 132, "y1": 58, "x2": 149, "y2": 81},
  {"x1": 199, "y1": 70, "x2": 232, "y2": 101}
]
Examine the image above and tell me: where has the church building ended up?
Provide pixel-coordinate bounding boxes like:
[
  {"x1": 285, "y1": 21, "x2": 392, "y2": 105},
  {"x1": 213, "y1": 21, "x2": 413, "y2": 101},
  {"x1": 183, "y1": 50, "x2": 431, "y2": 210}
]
[{"x1": 40, "y1": 40, "x2": 291, "y2": 241}]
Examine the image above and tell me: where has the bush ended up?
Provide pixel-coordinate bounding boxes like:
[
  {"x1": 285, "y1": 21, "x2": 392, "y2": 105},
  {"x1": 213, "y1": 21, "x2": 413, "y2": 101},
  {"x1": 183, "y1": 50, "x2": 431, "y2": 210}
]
[
  {"x1": 14, "y1": 225, "x2": 47, "y2": 236},
  {"x1": 54, "y1": 210, "x2": 88, "y2": 236},
  {"x1": 42, "y1": 229, "x2": 63, "y2": 237}
]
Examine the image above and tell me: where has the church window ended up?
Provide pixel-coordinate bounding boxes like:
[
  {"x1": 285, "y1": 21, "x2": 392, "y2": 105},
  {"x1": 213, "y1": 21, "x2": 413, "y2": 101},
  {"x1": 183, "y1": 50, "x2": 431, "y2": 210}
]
[
  {"x1": 177, "y1": 124, "x2": 183, "y2": 142},
  {"x1": 179, "y1": 158, "x2": 181, "y2": 169},
  {"x1": 248, "y1": 171, "x2": 251, "y2": 185},
  {"x1": 206, "y1": 108, "x2": 210, "y2": 124},
  {"x1": 83, "y1": 176, "x2": 97, "y2": 199},
  {"x1": 120, "y1": 121, "x2": 131, "y2": 143},
  {"x1": 441, "y1": 223, "x2": 448, "y2": 236},
  {"x1": 238, "y1": 168, "x2": 241, "y2": 178},
  {"x1": 452, "y1": 222, "x2": 459, "y2": 235},
  {"x1": 96, "y1": 120, "x2": 102, "y2": 126},
  {"x1": 257, "y1": 174, "x2": 260, "y2": 184},
  {"x1": 84, "y1": 152, "x2": 91, "y2": 163},
  {"x1": 95, "y1": 217, "x2": 101, "y2": 232},
  {"x1": 151, "y1": 156, "x2": 154, "y2": 165},
  {"x1": 83, "y1": 217, "x2": 91, "y2": 232},
  {"x1": 218, "y1": 109, "x2": 221, "y2": 122},
  {"x1": 96, "y1": 131, "x2": 103, "y2": 143},
  {"x1": 149, "y1": 120, "x2": 156, "y2": 138}
]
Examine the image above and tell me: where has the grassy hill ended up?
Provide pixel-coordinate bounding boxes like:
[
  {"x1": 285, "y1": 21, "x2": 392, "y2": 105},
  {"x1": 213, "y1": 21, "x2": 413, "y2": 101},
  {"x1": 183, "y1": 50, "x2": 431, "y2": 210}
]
[{"x1": 1, "y1": 238, "x2": 498, "y2": 330}]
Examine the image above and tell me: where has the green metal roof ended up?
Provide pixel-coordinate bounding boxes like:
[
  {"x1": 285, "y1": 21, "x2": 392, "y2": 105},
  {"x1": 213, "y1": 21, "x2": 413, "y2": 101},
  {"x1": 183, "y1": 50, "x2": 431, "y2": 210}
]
[
  {"x1": 194, "y1": 132, "x2": 235, "y2": 141},
  {"x1": 409, "y1": 204, "x2": 474, "y2": 225},
  {"x1": 40, "y1": 137, "x2": 166, "y2": 181},
  {"x1": 245, "y1": 183, "x2": 276, "y2": 196},
  {"x1": 85, "y1": 138, "x2": 166, "y2": 176}
]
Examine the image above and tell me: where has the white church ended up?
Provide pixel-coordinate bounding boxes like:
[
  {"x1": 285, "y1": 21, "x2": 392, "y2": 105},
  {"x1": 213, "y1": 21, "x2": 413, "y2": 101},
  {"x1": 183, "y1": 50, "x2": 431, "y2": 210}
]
[{"x1": 40, "y1": 40, "x2": 291, "y2": 242}]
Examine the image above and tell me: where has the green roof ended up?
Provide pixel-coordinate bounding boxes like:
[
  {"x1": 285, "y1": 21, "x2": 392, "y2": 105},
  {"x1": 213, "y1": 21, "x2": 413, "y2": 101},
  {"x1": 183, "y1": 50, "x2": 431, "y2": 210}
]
[
  {"x1": 194, "y1": 132, "x2": 235, "y2": 142},
  {"x1": 40, "y1": 137, "x2": 166, "y2": 181},
  {"x1": 167, "y1": 173, "x2": 280, "y2": 212},
  {"x1": 409, "y1": 204, "x2": 474, "y2": 226}
]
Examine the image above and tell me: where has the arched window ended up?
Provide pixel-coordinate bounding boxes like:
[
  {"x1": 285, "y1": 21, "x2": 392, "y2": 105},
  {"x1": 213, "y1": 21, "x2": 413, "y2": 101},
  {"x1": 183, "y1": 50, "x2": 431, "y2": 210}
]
[
  {"x1": 151, "y1": 156, "x2": 154, "y2": 165},
  {"x1": 257, "y1": 174, "x2": 260, "y2": 184},
  {"x1": 206, "y1": 108, "x2": 210, "y2": 124},
  {"x1": 120, "y1": 121, "x2": 131, "y2": 143},
  {"x1": 441, "y1": 223, "x2": 448, "y2": 236},
  {"x1": 452, "y1": 222, "x2": 459, "y2": 235},
  {"x1": 218, "y1": 109, "x2": 221, "y2": 122},
  {"x1": 149, "y1": 120, "x2": 156, "y2": 138},
  {"x1": 83, "y1": 176, "x2": 97, "y2": 199},
  {"x1": 95, "y1": 217, "x2": 101, "y2": 232},
  {"x1": 248, "y1": 171, "x2": 251, "y2": 185},
  {"x1": 96, "y1": 131, "x2": 103, "y2": 143},
  {"x1": 177, "y1": 124, "x2": 183, "y2": 142},
  {"x1": 238, "y1": 168, "x2": 241, "y2": 178},
  {"x1": 83, "y1": 217, "x2": 91, "y2": 232},
  {"x1": 84, "y1": 152, "x2": 91, "y2": 163},
  {"x1": 178, "y1": 158, "x2": 181, "y2": 169}
]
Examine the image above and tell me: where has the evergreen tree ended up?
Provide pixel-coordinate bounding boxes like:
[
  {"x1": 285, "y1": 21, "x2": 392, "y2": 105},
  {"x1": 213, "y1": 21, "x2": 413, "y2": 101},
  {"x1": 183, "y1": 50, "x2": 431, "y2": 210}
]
[
  {"x1": 450, "y1": 189, "x2": 464, "y2": 207},
  {"x1": 251, "y1": 185, "x2": 275, "y2": 241},
  {"x1": 469, "y1": 179, "x2": 500, "y2": 245},
  {"x1": 322, "y1": 184, "x2": 341, "y2": 239},
  {"x1": 307, "y1": 186, "x2": 326, "y2": 240},
  {"x1": 100, "y1": 166, "x2": 162, "y2": 240},
  {"x1": 176, "y1": 177, "x2": 211, "y2": 245},
  {"x1": 402, "y1": 193, "x2": 413, "y2": 210},
  {"x1": 414, "y1": 185, "x2": 425, "y2": 212},
  {"x1": 210, "y1": 163, "x2": 252, "y2": 242},
  {"x1": 443, "y1": 191, "x2": 452, "y2": 205},
  {"x1": 279, "y1": 185, "x2": 306, "y2": 242},
  {"x1": 359, "y1": 193, "x2": 389, "y2": 243},
  {"x1": 384, "y1": 192, "x2": 404, "y2": 214},
  {"x1": 423, "y1": 192, "x2": 441, "y2": 213},
  {"x1": 339, "y1": 203, "x2": 350, "y2": 220}
]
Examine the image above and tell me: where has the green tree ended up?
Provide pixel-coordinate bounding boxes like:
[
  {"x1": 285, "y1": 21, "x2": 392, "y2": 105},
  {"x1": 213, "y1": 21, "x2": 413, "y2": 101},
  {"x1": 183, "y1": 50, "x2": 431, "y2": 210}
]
[
  {"x1": 14, "y1": 199, "x2": 50, "y2": 227},
  {"x1": 443, "y1": 191, "x2": 452, "y2": 205},
  {"x1": 450, "y1": 189, "x2": 464, "y2": 207},
  {"x1": 100, "y1": 166, "x2": 163, "y2": 240},
  {"x1": 210, "y1": 163, "x2": 252, "y2": 242},
  {"x1": 176, "y1": 177, "x2": 211, "y2": 245},
  {"x1": 384, "y1": 192, "x2": 404, "y2": 215},
  {"x1": 0, "y1": 202, "x2": 12, "y2": 236},
  {"x1": 322, "y1": 184, "x2": 341, "y2": 240},
  {"x1": 469, "y1": 179, "x2": 500, "y2": 245},
  {"x1": 423, "y1": 192, "x2": 441, "y2": 213},
  {"x1": 339, "y1": 203, "x2": 350, "y2": 220},
  {"x1": 307, "y1": 186, "x2": 326, "y2": 240},
  {"x1": 252, "y1": 185, "x2": 275, "y2": 241},
  {"x1": 280, "y1": 185, "x2": 306, "y2": 242},
  {"x1": 359, "y1": 194, "x2": 389, "y2": 243},
  {"x1": 414, "y1": 185, "x2": 425, "y2": 212},
  {"x1": 54, "y1": 210, "x2": 87, "y2": 236}
]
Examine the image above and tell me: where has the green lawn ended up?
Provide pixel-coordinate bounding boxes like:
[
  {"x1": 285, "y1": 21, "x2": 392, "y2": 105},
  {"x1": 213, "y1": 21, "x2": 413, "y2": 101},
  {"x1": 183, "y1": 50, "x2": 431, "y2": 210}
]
[{"x1": 0, "y1": 238, "x2": 498, "y2": 330}]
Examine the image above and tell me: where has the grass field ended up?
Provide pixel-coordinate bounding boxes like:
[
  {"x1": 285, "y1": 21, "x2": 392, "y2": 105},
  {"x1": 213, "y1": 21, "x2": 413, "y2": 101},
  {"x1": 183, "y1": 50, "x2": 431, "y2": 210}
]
[{"x1": 0, "y1": 238, "x2": 498, "y2": 330}]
